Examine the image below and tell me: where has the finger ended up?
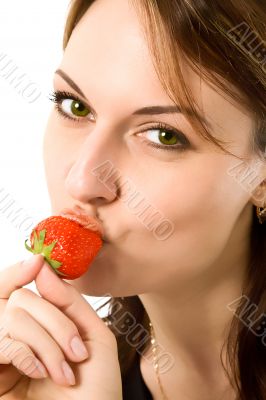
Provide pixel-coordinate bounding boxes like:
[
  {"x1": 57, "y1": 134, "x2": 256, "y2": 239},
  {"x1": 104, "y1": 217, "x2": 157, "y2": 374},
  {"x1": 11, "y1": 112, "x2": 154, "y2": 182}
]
[
  {"x1": 0, "y1": 334, "x2": 48, "y2": 380},
  {"x1": 6, "y1": 287, "x2": 89, "y2": 363},
  {"x1": 0, "y1": 255, "x2": 45, "y2": 299},
  {"x1": 35, "y1": 262, "x2": 114, "y2": 345},
  {"x1": 0, "y1": 306, "x2": 75, "y2": 386}
]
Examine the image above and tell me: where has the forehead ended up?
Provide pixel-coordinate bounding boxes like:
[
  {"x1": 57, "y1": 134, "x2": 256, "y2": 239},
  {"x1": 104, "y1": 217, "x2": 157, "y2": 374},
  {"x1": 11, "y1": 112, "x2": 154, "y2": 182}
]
[
  {"x1": 62, "y1": 0, "x2": 163, "y2": 96},
  {"x1": 57, "y1": 0, "x2": 253, "y2": 146}
]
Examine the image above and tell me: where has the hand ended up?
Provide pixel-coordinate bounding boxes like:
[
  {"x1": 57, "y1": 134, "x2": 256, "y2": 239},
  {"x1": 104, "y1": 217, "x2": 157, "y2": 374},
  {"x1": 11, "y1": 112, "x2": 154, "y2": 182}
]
[{"x1": 0, "y1": 254, "x2": 122, "y2": 400}]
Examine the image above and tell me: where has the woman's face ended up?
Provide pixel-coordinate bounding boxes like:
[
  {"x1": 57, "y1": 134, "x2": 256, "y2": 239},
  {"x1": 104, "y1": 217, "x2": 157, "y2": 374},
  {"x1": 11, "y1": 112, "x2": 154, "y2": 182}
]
[{"x1": 43, "y1": 0, "x2": 262, "y2": 297}]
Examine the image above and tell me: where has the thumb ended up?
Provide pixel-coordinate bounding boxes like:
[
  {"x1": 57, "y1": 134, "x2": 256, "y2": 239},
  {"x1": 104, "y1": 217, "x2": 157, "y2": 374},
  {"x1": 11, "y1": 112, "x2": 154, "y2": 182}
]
[
  {"x1": 0, "y1": 254, "x2": 45, "y2": 299},
  {"x1": 34, "y1": 262, "x2": 110, "y2": 342}
]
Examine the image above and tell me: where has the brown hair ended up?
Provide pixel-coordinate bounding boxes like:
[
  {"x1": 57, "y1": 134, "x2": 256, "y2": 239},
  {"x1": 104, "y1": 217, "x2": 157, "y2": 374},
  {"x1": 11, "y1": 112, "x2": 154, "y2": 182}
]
[{"x1": 62, "y1": 1, "x2": 266, "y2": 399}]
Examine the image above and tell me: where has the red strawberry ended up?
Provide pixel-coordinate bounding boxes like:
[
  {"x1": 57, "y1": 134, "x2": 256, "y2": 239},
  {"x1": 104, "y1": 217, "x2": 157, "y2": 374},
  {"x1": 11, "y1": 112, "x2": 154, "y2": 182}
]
[{"x1": 24, "y1": 215, "x2": 103, "y2": 279}]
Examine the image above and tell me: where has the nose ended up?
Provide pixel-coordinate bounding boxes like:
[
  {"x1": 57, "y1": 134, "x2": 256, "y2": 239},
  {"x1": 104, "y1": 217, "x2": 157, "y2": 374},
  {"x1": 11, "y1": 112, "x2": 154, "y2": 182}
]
[{"x1": 65, "y1": 132, "x2": 120, "y2": 206}]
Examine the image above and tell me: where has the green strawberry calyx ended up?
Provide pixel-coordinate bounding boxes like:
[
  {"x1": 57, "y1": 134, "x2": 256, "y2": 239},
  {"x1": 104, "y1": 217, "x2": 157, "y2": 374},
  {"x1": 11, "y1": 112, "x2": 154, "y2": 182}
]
[{"x1": 24, "y1": 229, "x2": 68, "y2": 277}]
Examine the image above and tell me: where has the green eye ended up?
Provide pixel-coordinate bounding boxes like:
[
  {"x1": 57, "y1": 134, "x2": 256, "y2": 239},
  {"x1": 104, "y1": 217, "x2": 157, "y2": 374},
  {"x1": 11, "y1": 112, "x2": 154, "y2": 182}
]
[
  {"x1": 146, "y1": 128, "x2": 180, "y2": 147},
  {"x1": 137, "y1": 122, "x2": 189, "y2": 153},
  {"x1": 157, "y1": 130, "x2": 178, "y2": 145},
  {"x1": 49, "y1": 90, "x2": 94, "y2": 122},
  {"x1": 49, "y1": 90, "x2": 189, "y2": 154},
  {"x1": 68, "y1": 99, "x2": 90, "y2": 117}
]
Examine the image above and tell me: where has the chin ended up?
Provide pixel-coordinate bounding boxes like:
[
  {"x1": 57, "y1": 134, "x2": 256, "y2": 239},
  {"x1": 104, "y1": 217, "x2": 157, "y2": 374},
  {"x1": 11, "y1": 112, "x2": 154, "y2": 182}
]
[{"x1": 65, "y1": 272, "x2": 140, "y2": 298}]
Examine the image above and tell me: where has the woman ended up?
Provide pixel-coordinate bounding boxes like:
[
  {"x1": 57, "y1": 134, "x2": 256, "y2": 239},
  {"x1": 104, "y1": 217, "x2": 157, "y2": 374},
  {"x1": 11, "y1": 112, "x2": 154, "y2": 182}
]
[{"x1": 0, "y1": 0, "x2": 265, "y2": 399}]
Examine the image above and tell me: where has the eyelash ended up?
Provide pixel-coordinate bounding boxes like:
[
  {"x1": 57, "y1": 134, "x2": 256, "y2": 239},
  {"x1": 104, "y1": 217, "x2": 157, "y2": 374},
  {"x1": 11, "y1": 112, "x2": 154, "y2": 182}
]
[{"x1": 48, "y1": 90, "x2": 190, "y2": 153}]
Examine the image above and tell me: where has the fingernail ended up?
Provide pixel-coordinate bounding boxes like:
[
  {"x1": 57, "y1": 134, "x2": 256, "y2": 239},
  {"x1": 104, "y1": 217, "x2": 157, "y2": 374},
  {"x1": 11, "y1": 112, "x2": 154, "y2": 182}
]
[
  {"x1": 70, "y1": 336, "x2": 89, "y2": 359},
  {"x1": 61, "y1": 360, "x2": 75, "y2": 385}
]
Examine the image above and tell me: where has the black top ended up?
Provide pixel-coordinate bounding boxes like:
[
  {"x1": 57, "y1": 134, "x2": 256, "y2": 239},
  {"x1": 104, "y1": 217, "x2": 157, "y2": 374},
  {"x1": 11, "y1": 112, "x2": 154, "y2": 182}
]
[{"x1": 122, "y1": 352, "x2": 153, "y2": 399}]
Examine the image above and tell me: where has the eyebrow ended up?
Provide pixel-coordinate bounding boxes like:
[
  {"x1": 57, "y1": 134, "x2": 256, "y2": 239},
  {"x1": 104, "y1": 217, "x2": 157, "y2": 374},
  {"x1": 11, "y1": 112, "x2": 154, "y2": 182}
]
[{"x1": 55, "y1": 68, "x2": 211, "y2": 127}]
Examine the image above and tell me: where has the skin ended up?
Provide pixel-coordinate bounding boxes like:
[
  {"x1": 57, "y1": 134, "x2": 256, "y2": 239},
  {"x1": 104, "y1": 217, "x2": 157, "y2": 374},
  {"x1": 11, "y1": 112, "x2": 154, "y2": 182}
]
[
  {"x1": 42, "y1": 0, "x2": 266, "y2": 398},
  {"x1": 0, "y1": 256, "x2": 122, "y2": 399}
]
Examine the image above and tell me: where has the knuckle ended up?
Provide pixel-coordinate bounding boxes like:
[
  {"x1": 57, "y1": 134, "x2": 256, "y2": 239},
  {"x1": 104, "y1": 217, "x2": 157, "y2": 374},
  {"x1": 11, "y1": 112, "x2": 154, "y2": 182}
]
[
  {"x1": 39, "y1": 342, "x2": 64, "y2": 367},
  {"x1": 8, "y1": 288, "x2": 32, "y2": 305},
  {"x1": 64, "y1": 282, "x2": 79, "y2": 300},
  {"x1": 68, "y1": 328, "x2": 80, "y2": 345},
  {"x1": 13, "y1": 341, "x2": 31, "y2": 356},
  {"x1": 68, "y1": 319, "x2": 80, "y2": 335},
  {"x1": 3, "y1": 306, "x2": 26, "y2": 328}
]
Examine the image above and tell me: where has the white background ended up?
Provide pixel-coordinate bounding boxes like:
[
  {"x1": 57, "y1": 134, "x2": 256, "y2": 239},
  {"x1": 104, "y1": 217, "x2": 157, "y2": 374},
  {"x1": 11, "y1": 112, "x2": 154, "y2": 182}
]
[{"x1": 0, "y1": 1, "x2": 108, "y2": 311}]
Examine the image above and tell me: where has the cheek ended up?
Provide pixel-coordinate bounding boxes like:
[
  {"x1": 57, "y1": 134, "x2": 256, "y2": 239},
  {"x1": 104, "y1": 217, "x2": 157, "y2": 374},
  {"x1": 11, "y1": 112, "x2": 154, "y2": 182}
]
[
  {"x1": 126, "y1": 155, "x2": 249, "y2": 271},
  {"x1": 42, "y1": 114, "x2": 71, "y2": 204},
  {"x1": 129, "y1": 155, "x2": 238, "y2": 227},
  {"x1": 145, "y1": 153, "x2": 250, "y2": 223}
]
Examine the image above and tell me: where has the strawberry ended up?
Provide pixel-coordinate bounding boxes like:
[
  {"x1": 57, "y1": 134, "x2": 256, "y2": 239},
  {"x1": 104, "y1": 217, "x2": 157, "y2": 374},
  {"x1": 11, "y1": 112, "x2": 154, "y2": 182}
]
[{"x1": 24, "y1": 215, "x2": 103, "y2": 279}]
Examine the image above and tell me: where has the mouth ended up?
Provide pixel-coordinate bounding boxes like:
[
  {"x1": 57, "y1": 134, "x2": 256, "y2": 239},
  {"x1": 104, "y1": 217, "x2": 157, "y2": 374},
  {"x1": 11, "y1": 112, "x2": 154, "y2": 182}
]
[{"x1": 59, "y1": 206, "x2": 106, "y2": 239}]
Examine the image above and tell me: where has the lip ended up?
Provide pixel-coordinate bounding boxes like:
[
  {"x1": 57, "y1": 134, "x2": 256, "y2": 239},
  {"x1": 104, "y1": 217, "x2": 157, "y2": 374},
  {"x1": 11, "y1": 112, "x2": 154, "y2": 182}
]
[{"x1": 59, "y1": 206, "x2": 105, "y2": 239}]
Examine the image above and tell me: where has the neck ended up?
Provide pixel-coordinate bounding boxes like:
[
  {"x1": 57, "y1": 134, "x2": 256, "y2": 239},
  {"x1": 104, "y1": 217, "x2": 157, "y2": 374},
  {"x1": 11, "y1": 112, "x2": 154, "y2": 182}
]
[{"x1": 138, "y1": 213, "x2": 251, "y2": 399}]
